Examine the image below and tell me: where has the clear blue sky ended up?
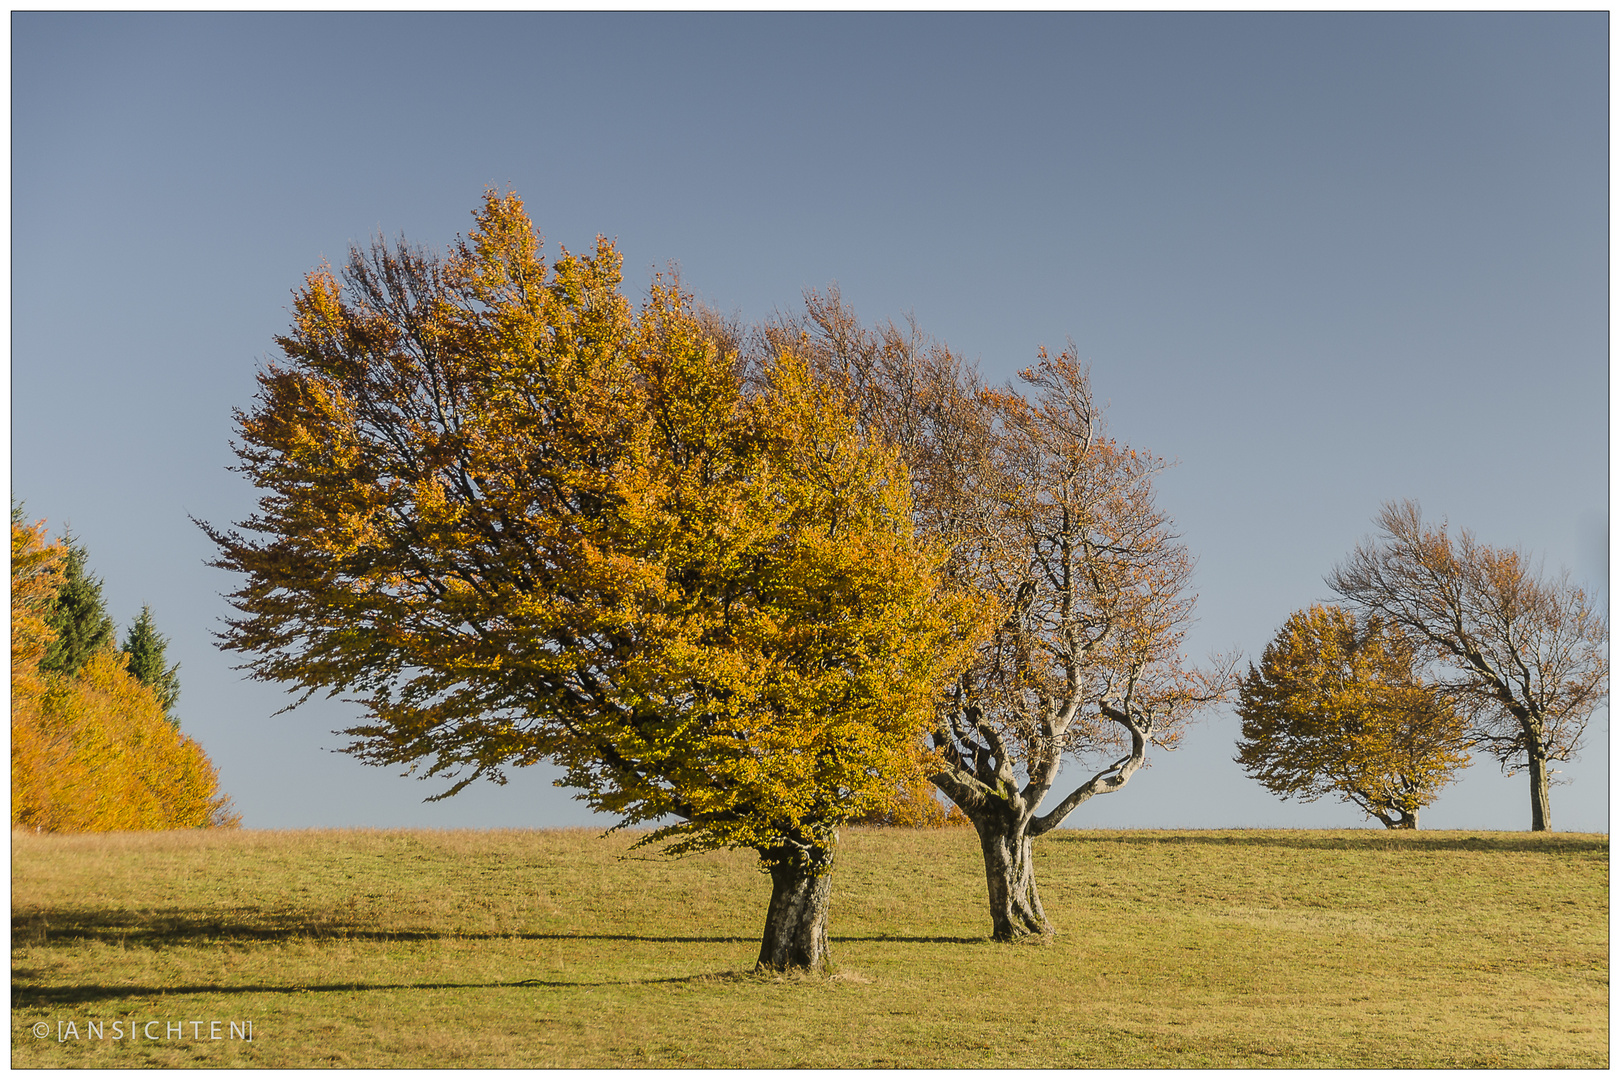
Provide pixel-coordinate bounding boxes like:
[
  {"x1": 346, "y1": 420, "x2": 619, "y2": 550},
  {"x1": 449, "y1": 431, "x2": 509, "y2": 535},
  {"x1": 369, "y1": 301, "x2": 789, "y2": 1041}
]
[{"x1": 12, "y1": 12, "x2": 1609, "y2": 831}]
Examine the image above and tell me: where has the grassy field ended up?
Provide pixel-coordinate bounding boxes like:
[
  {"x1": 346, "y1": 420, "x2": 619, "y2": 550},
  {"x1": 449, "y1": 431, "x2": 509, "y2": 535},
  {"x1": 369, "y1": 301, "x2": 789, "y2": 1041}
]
[{"x1": 11, "y1": 825, "x2": 1608, "y2": 1068}]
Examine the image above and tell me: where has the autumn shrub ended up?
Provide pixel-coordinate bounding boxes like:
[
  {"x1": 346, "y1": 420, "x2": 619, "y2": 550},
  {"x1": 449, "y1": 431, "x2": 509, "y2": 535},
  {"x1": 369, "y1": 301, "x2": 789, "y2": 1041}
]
[
  {"x1": 13, "y1": 653, "x2": 239, "y2": 831},
  {"x1": 11, "y1": 513, "x2": 238, "y2": 832}
]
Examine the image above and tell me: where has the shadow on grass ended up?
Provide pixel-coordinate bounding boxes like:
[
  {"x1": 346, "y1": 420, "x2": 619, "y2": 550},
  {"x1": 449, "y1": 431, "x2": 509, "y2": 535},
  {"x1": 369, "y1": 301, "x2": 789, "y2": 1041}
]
[
  {"x1": 13, "y1": 910, "x2": 988, "y2": 950},
  {"x1": 15, "y1": 966, "x2": 894, "y2": 1006},
  {"x1": 13, "y1": 974, "x2": 732, "y2": 1006},
  {"x1": 11, "y1": 913, "x2": 746, "y2": 946},
  {"x1": 833, "y1": 934, "x2": 984, "y2": 944},
  {"x1": 1044, "y1": 830, "x2": 1608, "y2": 854}
]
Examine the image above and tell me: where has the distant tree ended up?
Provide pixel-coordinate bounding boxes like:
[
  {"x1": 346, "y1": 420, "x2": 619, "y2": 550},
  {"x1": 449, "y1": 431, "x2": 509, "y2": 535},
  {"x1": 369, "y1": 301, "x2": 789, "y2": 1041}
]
[
  {"x1": 41, "y1": 535, "x2": 115, "y2": 677},
  {"x1": 1330, "y1": 501, "x2": 1608, "y2": 832},
  {"x1": 122, "y1": 605, "x2": 181, "y2": 725},
  {"x1": 203, "y1": 191, "x2": 983, "y2": 972},
  {"x1": 766, "y1": 293, "x2": 1233, "y2": 940},
  {"x1": 1235, "y1": 605, "x2": 1470, "y2": 829}
]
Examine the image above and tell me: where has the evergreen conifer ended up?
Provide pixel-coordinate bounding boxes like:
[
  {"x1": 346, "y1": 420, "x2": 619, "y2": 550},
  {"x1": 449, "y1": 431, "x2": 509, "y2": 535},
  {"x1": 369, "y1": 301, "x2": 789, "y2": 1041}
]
[
  {"x1": 41, "y1": 537, "x2": 115, "y2": 676},
  {"x1": 122, "y1": 605, "x2": 181, "y2": 725}
]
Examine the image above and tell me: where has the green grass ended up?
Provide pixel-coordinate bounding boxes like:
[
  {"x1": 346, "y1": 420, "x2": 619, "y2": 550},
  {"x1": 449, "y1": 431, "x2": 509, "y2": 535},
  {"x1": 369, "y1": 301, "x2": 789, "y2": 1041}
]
[{"x1": 11, "y1": 826, "x2": 1608, "y2": 1068}]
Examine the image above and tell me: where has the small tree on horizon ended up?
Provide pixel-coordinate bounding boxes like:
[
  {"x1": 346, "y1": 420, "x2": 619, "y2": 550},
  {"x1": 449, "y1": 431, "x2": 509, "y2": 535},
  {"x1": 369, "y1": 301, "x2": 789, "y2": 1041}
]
[{"x1": 1235, "y1": 604, "x2": 1470, "y2": 829}]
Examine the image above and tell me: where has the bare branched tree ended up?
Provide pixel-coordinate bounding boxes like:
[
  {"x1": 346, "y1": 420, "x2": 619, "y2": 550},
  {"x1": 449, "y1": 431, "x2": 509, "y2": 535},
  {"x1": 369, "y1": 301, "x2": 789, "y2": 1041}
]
[
  {"x1": 762, "y1": 290, "x2": 1233, "y2": 939},
  {"x1": 1329, "y1": 500, "x2": 1608, "y2": 831}
]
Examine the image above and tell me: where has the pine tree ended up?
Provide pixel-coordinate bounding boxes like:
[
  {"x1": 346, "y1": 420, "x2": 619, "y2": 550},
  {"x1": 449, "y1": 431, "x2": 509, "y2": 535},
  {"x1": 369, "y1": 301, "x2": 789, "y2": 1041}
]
[
  {"x1": 41, "y1": 536, "x2": 115, "y2": 677},
  {"x1": 122, "y1": 604, "x2": 181, "y2": 726}
]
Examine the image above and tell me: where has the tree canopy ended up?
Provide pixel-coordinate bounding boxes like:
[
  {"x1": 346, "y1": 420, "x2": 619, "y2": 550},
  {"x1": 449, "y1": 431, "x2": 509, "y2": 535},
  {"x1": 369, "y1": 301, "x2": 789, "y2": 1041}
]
[
  {"x1": 12, "y1": 505, "x2": 65, "y2": 714},
  {"x1": 1235, "y1": 604, "x2": 1470, "y2": 829},
  {"x1": 205, "y1": 191, "x2": 983, "y2": 969}
]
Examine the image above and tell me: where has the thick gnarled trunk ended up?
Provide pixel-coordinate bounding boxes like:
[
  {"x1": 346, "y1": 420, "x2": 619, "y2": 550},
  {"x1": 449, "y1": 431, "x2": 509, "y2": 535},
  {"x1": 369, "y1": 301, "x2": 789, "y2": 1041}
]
[
  {"x1": 756, "y1": 837, "x2": 835, "y2": 972},
  {"x1": 932, "y1": 697, "x2": 1155, "y2": 942},
  {"x1": 1373, "y1": 809, "x2": 1418, "y2": 829},
  {"x1": 976, "y1": 820, "x2": 1049, "y2": 940},
  {"x1": 1361, "y1": 791, "x2": 1419, "y2": 829}
]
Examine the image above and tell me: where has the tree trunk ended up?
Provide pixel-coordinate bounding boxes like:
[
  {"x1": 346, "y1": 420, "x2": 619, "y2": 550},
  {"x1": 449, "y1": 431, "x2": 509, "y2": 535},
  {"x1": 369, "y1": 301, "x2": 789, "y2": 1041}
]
[
  {"x1": 1370, "y1": 805, "x2": 1418, "y2": 829},
  {"x1": 975, "y1": 820, "x2": 1050, "y2": 940},
  {"x1": 756, "y1": 846, "x2": 834, "y2": 972},
  {"x1": 1527, "y1": 745, "x2": 1551, "y2": 832}
]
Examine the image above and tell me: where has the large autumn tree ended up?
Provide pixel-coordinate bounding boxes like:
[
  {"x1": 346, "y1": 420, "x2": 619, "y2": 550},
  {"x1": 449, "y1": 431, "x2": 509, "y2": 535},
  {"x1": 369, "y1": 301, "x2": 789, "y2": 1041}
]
[
  {"x1": 1235, "y1": 604, "x2": 1470, "y2": 829},
  {"x1": 204, "y1": 192, "x2": 981, "y2": 971},
  {"x1": 1330, "y1": 501, "x2": 1608, "y2": 831},
  {"x1": 764, "y1": 292, "x2": 1231, "y2": 940}
]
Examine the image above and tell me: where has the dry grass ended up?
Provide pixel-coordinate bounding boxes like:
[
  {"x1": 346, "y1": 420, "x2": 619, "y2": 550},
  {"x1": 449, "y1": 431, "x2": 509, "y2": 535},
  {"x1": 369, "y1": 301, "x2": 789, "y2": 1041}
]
[{"x1": 11, "y1": 826, "x2": 1607, "y2": 1068}]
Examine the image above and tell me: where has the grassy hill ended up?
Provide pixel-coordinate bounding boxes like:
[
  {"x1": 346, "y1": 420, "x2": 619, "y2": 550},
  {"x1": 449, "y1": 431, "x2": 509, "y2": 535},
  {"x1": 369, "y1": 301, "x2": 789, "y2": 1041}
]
[{"x1": 11, "y1": 826, "x2": 1607, "y2": 1068}]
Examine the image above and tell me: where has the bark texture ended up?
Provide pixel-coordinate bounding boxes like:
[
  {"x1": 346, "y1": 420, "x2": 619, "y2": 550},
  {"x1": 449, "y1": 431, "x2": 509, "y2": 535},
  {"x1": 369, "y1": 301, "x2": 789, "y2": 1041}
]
[
  {"x1": 1372, "y1": 808, "x2": 1418, "y2": 829},
  {"x1": 755, "y1": 836, "x2": 835, "y2": 972},
  {"x1": 975, "y1": 819, "x2": 1049, "y2": 939},
  {"x1": 933, "y1": 700, "x2": 1160, "y2": 941}
]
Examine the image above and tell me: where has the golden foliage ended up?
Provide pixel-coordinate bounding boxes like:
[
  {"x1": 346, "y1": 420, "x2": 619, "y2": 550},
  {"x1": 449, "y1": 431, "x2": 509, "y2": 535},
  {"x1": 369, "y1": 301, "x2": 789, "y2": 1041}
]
[
  {"x1": 207, "y1": 190, "x2": 986, "y2": 864},
  {"x1": 854, "y1": 782, "x2": 970, "y2": 828},
  {"x1": 852, "y1": 738, "x2": 971, "y2": 827},
  {"x1": 14, "y1": 653, "x2": 240, "y2": 832},
  {"x1": 11, "y1": 516, "x2": 239, "y2": 832},
  {"x1": 1235, "y1": 605, "x2": 1470, "y2": 828},
  {"x1": 11, "y1": 513, "x2": 64, "y2": 711}
]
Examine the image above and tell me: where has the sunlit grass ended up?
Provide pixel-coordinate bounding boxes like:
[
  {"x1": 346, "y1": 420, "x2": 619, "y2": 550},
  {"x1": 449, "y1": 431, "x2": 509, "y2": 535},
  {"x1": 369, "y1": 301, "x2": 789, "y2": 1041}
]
[{"x1": 11, "y1": 826, "x2": 1607, "y2": 1067}]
